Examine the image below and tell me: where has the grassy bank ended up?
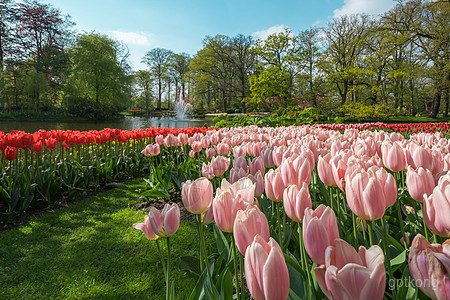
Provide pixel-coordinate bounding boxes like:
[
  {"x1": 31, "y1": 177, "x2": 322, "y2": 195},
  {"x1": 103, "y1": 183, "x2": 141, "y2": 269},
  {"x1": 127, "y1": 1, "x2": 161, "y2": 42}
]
[{"x1": 0, "y1": 178, "x2": 206, "y2": 299}]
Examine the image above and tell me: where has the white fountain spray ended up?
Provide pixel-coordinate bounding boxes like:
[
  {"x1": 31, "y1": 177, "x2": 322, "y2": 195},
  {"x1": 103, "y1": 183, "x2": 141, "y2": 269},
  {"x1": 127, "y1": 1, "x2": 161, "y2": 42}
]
[{"x1": 174, "y1": 89, "x2": 189, "y2": 120}]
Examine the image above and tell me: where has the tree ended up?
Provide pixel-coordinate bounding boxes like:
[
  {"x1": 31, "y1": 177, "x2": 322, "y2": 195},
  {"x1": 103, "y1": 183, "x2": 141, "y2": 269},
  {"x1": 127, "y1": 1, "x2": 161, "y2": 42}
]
[
  {"x1": 142, "y1": 48, "x2": 173, "y2": 111},
  {"x1": 67, "y1": 32, "x2": 131, "y2": 118},
  {"x1": 168, "y1": 52, "x2": 190, "y2": 101},
  {"x1": 133, "y1": 70, "x2": 153, "y2": 110},
  {"x1": 320, "y1": 14, "x2": 370, "y2": 104}
]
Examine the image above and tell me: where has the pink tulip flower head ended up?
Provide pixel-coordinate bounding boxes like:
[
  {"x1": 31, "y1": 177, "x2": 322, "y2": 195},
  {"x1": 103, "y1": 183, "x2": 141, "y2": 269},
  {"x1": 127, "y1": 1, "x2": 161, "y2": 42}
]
[
  {"x1": 233, "y1": 156, "x2": 249, "y2": 173},
  {"x1": 408, "y1": 234, "x2": 450, "y2": 299},
  {"x1": 210, "y1": 156, "x2": 231, "y2": 177},
  {"x1": 315, "y1": 239, "x2": 386, "y2": 300},
  {"x1": 182, "y1": 177, "x2": 213, "y2": 216},
  {"x1": 202, "y1": 162, "x2": 214, "y2": 179},
  {"x1": 141, "y1": 144, "x2": 160, "y2": 156},
  {"x1": 261, "y1": 147, "x2": 275, "y2": 168},
  {"x1": 283, "y1": 183, "x2": 312, "y2": 223},
  {"x1": 318, "y1": 153, "x2": 337, "y2": 187},
  {"x1": 249, "y1": 156, "x2": 265, "y2": 177},
  {"x1": 423, "y1": 173, "x2": 450, "y2": 237},
  {"x1": 406, "y1": 166, "x2": 436, "y2": 202},
  {"x1": 233, "y1": 205, "x2": 270, "y2": 255},
  {"x1": 230, "y1": 167, "x2": 249, "y2": 184},
  {"x1": 213, "y1": 189, "x2": 246, "y2": 233},
  {"x1": 205, "y1": 148, "x2": 216, "y2": 159},
  {"x1": 264, "y1": 169, "x2": 285, "y2": 202},
  {"x1": 303, "y1": 205, "x2": 340, "y2": 265},
  {"x1": 345, "y1": 168, "x2": 389, "y2": 221},
  {"x1": 133, "y1": 215, "x2": 158, "y2": 240},
  {"x1": 149, "y1": 203, "x2": 180, "y2": 237},
  {"x1": 247, "y1": 171, "x2": 265, "y2": 197},
  {"x1": 381, "y1": 141, "x2": 407, "y2": 172},
  {"x1": 155, "y1": 135, "x2": 164, "y2": 145},
  {"x1": 244, "y1": 235, "x2": 290, "y2": 300},
  {"x1": 216, "y1": 142, "x2": 231, "y2": 156}
]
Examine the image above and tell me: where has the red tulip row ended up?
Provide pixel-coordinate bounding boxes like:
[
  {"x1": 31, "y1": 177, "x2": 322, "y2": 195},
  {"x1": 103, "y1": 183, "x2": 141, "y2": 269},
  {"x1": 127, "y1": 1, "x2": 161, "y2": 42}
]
[
  {"x1": 0, "y1": 127, "x2": 217, "y2": 161},
  {"x1": 135, "y1": 124, "x2": 449, "y2": 299}
]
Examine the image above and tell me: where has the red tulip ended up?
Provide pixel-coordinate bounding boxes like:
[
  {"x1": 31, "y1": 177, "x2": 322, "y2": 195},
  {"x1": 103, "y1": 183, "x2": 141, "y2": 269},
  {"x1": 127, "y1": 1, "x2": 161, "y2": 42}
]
[
  {"x1": 4, "y1": 146, "x2": 17, "y2": 161},
  {"x1": 408, "y1": 234, "x2": 450, "y2": 299},
  {"x1": 244, "y1": 235, "x2": 290, "y2": 300},
  {"x1": 233, "y1": 205, "x2": 270, "y2": 255}
]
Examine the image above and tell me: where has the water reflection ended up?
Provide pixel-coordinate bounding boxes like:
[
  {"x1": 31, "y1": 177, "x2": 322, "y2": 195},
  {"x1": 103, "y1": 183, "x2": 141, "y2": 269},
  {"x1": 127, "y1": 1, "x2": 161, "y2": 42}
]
[{"x1": 0, "y1": 116, "x2": 213, "y2": 133}]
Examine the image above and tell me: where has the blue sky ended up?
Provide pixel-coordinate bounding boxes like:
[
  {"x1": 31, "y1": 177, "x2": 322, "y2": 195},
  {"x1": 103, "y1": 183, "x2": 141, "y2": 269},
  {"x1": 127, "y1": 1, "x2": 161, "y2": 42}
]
[{"x1": 45, "y1": 0, "x2": 397, "y2": 70}]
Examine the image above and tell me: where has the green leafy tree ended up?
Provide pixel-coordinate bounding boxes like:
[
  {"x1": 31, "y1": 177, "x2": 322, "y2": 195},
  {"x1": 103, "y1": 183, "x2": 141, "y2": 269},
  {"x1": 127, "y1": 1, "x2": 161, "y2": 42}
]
[
  {"x1": 66, "y1": 32, "x2": 131, "y2": 118},
  {"x1": 133, "y1": 70, "x2": 153, "y2": 110},
  {"x1": 142, "y1": 48, "x2": 173, "y2": 111}
]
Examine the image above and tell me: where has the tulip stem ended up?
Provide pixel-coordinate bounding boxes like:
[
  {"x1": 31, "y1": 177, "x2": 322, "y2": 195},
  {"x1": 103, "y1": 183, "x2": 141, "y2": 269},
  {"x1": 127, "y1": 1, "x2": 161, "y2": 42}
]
[
  {"x1": 239, "y1": 251, "x2": 245, "y2": 300},
  {"x1": 367, "y1": 221, "x2": 374, "y2": 246},
  {"x1": 231, "y1": 236, "x2": 241, "y2": 299},
  {"x1": 155, "y1": 238, "x2": 167, "y2": 278},
  {"x1": 381, "y1": 217, "x2": 396, "y2": 299},
  {"x1": 276, "y1": 202, "x2": 283, "y2": 249},
  {"x1": 419, "y1": 202, "x2": 429, "y2": 241},
  {"x1": 329, "y1": 187, "x2": 334, "y2": 212},
  {"x1": 166, "y1": 237, "x2": 171, "y2": 300},
  {"x1": 352, "y1": 213, "x2": 358, "y2": 248},
  {"x1": 298, "y1": 223, "x2": 311, "y2": 299},
  {"x1": 199, "y1": 220, "x2": 213, "y2": 287},
  {"x1": 395, "y1": 200, "x2": 408, "y2": 250},
  {"x1": 196, "y1": 216, "x2": 204, "y2": 272}
]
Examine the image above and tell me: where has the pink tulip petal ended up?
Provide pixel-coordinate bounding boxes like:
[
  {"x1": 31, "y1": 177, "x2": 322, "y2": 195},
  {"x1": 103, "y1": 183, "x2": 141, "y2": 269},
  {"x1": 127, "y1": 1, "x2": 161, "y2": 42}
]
[
  {"x1": 263, "y1": 246, "x2": 290, "y2": 300},
  {"x1": 360, "y1": 263, "x2": 387, "y2": 300},
  {"x1": 336, "y1": 263, "x2": 371, "y2": 299}
]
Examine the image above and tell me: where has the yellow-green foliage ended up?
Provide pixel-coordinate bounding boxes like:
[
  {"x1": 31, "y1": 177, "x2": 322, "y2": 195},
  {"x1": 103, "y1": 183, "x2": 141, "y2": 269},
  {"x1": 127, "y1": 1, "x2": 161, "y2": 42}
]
[{"x1": 340, "y1": 102, "x2": 395, "y2": 120}]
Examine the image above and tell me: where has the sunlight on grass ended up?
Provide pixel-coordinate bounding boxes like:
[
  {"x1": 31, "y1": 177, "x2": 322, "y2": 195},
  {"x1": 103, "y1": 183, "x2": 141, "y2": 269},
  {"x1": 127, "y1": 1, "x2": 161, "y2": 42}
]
[{"x1": 0, "y1": 178, "x2": 206, "y2": 300}]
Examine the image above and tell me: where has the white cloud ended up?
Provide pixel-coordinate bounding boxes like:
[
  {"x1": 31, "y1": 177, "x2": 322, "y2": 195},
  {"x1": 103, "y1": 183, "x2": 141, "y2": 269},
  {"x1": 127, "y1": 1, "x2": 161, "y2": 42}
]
[
  {"x1": 108, "y1": 30, "x2": 151, "y2": 46},
  {"x1": 333, "y1": 0, "x2": 396, "y2": 18},
  {"x1": 252, "y1": 25, "x2": 288, "y2": 40}
]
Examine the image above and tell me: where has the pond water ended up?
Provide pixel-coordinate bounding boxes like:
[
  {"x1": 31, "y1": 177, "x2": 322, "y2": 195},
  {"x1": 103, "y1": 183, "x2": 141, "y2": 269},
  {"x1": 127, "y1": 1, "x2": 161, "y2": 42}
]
[{"x1": 0, "y1": 116, "x2": 214, "y2": 133}]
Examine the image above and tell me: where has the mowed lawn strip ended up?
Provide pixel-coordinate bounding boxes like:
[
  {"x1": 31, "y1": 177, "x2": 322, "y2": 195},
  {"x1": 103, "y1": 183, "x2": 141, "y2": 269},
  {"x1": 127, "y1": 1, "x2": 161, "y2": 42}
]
[{"x1": 0, "y1": 178, "x2": 205, "y2": 300}]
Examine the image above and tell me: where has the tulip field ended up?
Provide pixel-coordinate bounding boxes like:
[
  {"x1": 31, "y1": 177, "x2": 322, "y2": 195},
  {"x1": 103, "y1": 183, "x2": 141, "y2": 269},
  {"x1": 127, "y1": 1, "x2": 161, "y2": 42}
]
[{"x1": 3, "y1": 122, "x2": 450, "y2": 299}]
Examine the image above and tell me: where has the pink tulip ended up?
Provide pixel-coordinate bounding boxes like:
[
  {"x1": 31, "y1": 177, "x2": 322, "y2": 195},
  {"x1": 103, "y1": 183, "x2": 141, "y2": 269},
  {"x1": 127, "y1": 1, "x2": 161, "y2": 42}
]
[
  {"x1": 178, "y1": 132, "x2": 188, "y2": 145},
  {"x1": 155, "y1": 135, "x2": 164, "y2": 145},
  {"x1": 423, "y1": 174, "x2": 450, "y2": 237},
  {"x1": 191, "y1": 141, "x2": 203, "y2": 152},
  {"x1": 303, "y1": 205, "x2": 340, "y2": 265},
  {"x1": 149, "y1": 203, "x2": 180, "y2": 237},
  {"x1": 381, "y1": 141, "x2": 407, "y2": 172},
  {"x1": 133, "y1": 215, "x2": 158, "y2": 240},
  {"x1": 205, "y1": 147, "x2": 216, "y2": 159},
  {"x1": 272, "y1": 146, "x2": 285, "y2": 167},
  {"x1": 216, "y1": 142, "x2": 231, "y2": 155},
  {"x1": 330, "y1": 155, "x2": 347, "y2": 191},
  {"x1": 234, "y1": 205, "x2": 270, "y2": 255},
  {"x1": 283, "y1": 183, "x2": 312, "y2": 223},
  {"x1": 230, "y1": 167, "x2": 248, "y2": 184},
  {"x1": 264, "y1": 169, "x2": 285, "y2": 202},
  {"x1": 345, "y1": 168, "x2": 388, "y2": 221},
  {"x1": 248, "y1": 171, "x2": 265, "y2": 197},
  {"x1": 203, "y1": 204, "x2": 215, "y2": 225},
  {"x1": 245, "y1": 235, "x2": 290, "y2": 300},
  {"x1": 408, "y1": 234, "x2": 450, "y2": 299},
  {"x1": 233, "y1": 156, "x2": 249, "y2": 173},
  {"x1": 141, "y1": 144, "x2": 160, "y2": 156},
  {"x1": 202, "y1": 163, "x2": 214, "y2": 179},
  {"x1": 249, "y1": 156, "x2": 265, "y2": 176},
  {"x1": 218, "y1": 177, "x2": 256, "y2": 206},
  {"x1": 368, "y1": 166, "x2": 397, "y2": 208},
  {"x1": 406, "y1": 166, "x2": 436, "y2": 202},
  {"x1": 315, "y1": 239, "x2": 386, "y2": 300},
  {"x1": 182, "y1": 177, "x2": 213, "y2": 215},
  {"x1": 411, "y1": 144, "x2": 433, "y2": 171},
  {"x1": 213, "y1": 189, "x2": 246, "y2": 232},
  {"x1": 318, "y1": 154, "x2": 337, "y2": 187},
  {"x1": 163, "y1": 134, "x2": 179, "y2": 147},
  {"x1": 210, "y1": 156, "x2": 231, "y2": 177},
  {"x1": 233, "y1": 145, "x2": 247, "y2": 157},
  {"x1": 261, "y1": 147, "x2": 275, "y2": 168},
  {"x1": 189, "y1": 150, "x2": 195, "y2": 158}
]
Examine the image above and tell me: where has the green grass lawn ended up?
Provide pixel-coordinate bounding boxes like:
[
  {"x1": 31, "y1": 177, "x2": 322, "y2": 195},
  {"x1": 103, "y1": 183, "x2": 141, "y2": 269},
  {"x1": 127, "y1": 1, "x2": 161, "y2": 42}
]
[{"x1": 0, "y1": 178, "x2": 205, "y2": 300}]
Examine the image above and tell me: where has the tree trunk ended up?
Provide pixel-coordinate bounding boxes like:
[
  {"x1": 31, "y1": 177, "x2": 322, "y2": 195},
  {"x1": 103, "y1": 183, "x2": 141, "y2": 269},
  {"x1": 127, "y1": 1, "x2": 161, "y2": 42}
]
[
  {"x1": 443, "y1": 88, "x2": 449, "y2": 118},
  {"x1": 157, "y1": 78, "x2": 162, "y2": 111},
  {"x1": 431, "y1": 85, "x2": 442, "y2": 118}
]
